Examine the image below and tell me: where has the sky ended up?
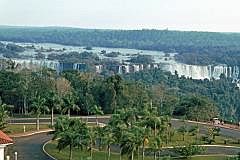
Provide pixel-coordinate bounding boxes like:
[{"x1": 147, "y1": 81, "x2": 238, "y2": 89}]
[{"x1": 0, "y1": 0, "x2": 240, "y2": 32}]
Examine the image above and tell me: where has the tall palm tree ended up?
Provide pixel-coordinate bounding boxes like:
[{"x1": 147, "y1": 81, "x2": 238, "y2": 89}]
[
  {"x1": 46, "y1": 91, "x2": 62, "y2": 127},
  {"x1": 102, "y1": 126, "x2": 115, "y2": 160},
  {"x1": 62, "y1": 92, "x2": 80, "y2": 118},
  {"x1": 188, "y1": 125, "x2": 200, "y2": 142},
  {"x1": 108, "y1": 113, "x2": 126, "y2": 160},
  {"x1": 178, "y1": 125, "x2": 188, "y2": 141},
  {"x1": 120, "y1": 126, "x2": 142, "y2": 160},
  {"x1": 31, "y1": 95, "x2": 49, "y2": 131},
  {"x1": 87, "y1": 126, "x2": 97, "y2": 160},
  {"x1": 149, "y1": 133, "x2": 162, "y2": 160}
]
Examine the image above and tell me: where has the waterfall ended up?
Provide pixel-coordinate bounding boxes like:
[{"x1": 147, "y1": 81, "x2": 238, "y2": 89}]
[{"x1": 162, "y1": 63, "x2": 239, "y2": 80}]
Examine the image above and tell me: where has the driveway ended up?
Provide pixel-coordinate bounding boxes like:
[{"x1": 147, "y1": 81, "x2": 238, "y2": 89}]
[{"x1": 6, "y1": 133, "x2": 53, "y2": 160}]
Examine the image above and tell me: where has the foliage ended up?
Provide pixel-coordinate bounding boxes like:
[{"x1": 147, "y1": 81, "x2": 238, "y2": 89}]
[
  {"x1": 174, "y1": 145, "x2": 206, "y2": 158},
  {"x1": 53, "y1": 116, "x2": 89, "y2": 160},
  {"x1": 124, "y1": 68, "x2": 240, "y2": 122},
  {"x1": 0, "y1": 97, "x2": 9, "y2": 130}
]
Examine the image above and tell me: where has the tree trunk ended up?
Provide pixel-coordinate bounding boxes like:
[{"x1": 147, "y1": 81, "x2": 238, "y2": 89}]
[
  {"x1": 183, "y1": 133, "x2": 185, "y2": 141},
  {"x1": 96, "y1": 114, "x2": 98, "y2": 126},
  {"x1": 24, "y1": 96, "x2": 27, "y2": 115},
  {"x1": 51, "y1": 107, "x2": 54, "y2": 127},
  {"x1": 137, "y1": 147, "x2": 140, "y2": 160},
  {"x1": 90, "y1": 143, "x2": 93, "y2": 160},
  {"x1": 107, "y1": 145, "x2": 111, "y2": 160},
  {"x1": 131, "y1": 151, "x2": 134, "y2": 160},
  {"x1": 68, "y1": 109, "x2": 71, "y2": 118},
  {"x1": 142, "y1": 143, "x2": 145, "y2": 160},
  {"x1": 154, "y1": 151, "x2": 157, "y2": 160},
  {"x1": 36, "y1": 115, "x2": 40, "y2": 131},
  {"x1": 69, "y1": 144, "x2": 73, "y2": 160},
  {"x1": 119, "y1": 148, "x2": 122, "y2": 160}
]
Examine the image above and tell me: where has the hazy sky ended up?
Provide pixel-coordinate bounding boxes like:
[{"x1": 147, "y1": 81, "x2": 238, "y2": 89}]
[{"x1": 0, "y1": 0, "x2": 240, "y2": 32}]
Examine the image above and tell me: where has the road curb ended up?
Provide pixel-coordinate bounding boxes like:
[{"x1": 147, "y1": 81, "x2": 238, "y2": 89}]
[
  {"x1": 42, "y1": 140, "x2": 58, "y2": 160},
  {"x1": 9, "y1": 129, "x2": 54, "y2": 138}
]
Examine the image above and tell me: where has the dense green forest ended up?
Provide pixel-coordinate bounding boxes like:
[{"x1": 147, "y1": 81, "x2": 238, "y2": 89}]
[
  {"x1": 124, "y1": 69, "x2": 240, "y2": 122},
  {"x1": 1, "y1": 26, "x2": 240, "y2": 65},
  {"x1": 0, "y1": 64, "x2": 239, "y2": 123}
]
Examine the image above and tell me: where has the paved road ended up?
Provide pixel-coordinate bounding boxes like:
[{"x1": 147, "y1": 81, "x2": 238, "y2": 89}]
[
  {"x1": 6, "y1": 133, "x2": 53, "y2": 160},
  {"x1": 9, "y1": 117, "x2": 240, "y2": 139},
  {"x1": 171, "y1": 119, "x2": 240, "y2": 139}
]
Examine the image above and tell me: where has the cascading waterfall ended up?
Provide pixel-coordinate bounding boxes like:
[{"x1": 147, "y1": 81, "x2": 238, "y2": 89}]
[
  {"x1": 163, "y1": 63, "x2": 239, "y2": 80},
  {"x1": 10, "y1": 59, "x2": 240, "y2": 81},
  {"x1": 13, "y1": 59, "x2": 60, "y2": 71}
]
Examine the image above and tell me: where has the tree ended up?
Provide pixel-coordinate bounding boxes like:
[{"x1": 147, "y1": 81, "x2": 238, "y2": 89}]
[
  {"x1": 149, "y1": 136, "x2": 162, "y2": 160},
  {"x1": 89, "y1": 105, "x2": 103, "y2": 126},
  {"x1": 188, "y1": 125, "x2": 200, "y2": 142},
  {"x1": 174, "y1": 144, "x2": 205, "y2": 158},
  {"x1": 0, "y1": 97, "x2": 9, "y2": 130},
  {"x1": 30, "y1": 95, "x2": 49, "y2": 131},
  {"x1": 62, "y1": 92, "x2": 80, "y2": 118},
  {"x1": 53, "y1": 116, "x2": 89, "y2": 160},
  {"x1": 120, "y1": 129, "x2": 138, "y2": 160},
  {"x1": 178, "y1": 125, "x2": 188, "y2": 141},
  {"x1": 174, "y1": 95, "x2": 218, "y2": 122},
  {"x1": 46, "y1": 91, "x2": 62, "y2": 127},
  {"x1": 102, "y1": 126, "x2": 115, "y2": 160},
  {"x1": 87, "y1": 126, "x2": 98, "y2": 160},
  {"x1": 208, "y1": 127, "x2": 221, "y2": 141}
]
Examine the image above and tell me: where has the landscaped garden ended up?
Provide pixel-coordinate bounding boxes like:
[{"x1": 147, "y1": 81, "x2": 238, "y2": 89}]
[
  {"x1": 45, "y1": 141, "x2": 233, "y2": 160},
  {"x1": 44, "y1": 108, "x2": 240, "y2": 160}
]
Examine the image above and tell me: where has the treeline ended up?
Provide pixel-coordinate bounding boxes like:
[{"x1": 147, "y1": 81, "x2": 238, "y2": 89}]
[
  {"x1": 0, "y1": 68, "x2": 217, "y2": 123},
  {"x1": 1, "y1": 26, "x2": 240, "y2": 65},
  {"x1": 124, "y1": 69, "x2": 240, "y2": 122}
]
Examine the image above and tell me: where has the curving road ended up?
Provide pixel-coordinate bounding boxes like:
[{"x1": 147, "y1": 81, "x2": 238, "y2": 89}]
[{"x1": 7, "y1": 133, "x2": 53, "y2": 160}]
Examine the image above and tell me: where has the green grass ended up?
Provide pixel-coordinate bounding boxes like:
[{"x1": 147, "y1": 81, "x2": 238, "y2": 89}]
[
  {"x1": 164, "y1": 133, "x2": 240, "y2": 147},
  {"x1": 190, "y1": 156, "x2": 228, "y2": 160},
  {"x1": 5, "y1": 124, "x2": 50, "y2": 134},
  {"x1": 45, "y1": 141, "x2": 230, "y2": 160}
]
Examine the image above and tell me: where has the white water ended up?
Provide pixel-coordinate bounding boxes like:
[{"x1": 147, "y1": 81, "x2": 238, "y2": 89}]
[{"x1": 2, "y1": 41, "x2": 239, "y2": 80}]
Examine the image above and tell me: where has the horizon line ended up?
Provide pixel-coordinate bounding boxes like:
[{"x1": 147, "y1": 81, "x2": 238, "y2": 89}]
[{"x1": 0, "y1": 25, "x2": 239, "y2": 34}]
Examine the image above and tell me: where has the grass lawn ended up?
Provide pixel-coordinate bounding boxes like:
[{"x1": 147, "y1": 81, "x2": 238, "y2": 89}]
[
  {"x1": 5, "y1": 124, "x2": 50, "y2": 134},
  {"x1": 45, "y1": 141, "x2": 230, "y2": 160},
  {"x1": 165, "y1": 132, "x2": 240, "y2": 147},
  {"x1": 190, "y1": 156, "x2": 228, "y2": 160}
]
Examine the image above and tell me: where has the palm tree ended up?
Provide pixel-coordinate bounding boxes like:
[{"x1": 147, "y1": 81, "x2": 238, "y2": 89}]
[
  {"x1": 121, "y1": 125, "x2": 142, "y2": 160},
  {"x1": 108, "y1": 113, "x2": 126, "y2": 160},
  {"x1": 31, "y1": 95, "x2": 49, "y2": 131},
  {"x1": 62, "y1": 92, "x2": 80, "y2": 118},
  {"x1": 102, "y1": 126, "x2": 115, "y2": 160},
  {"x1": 53, "y1": 116, "x2": 89, "y2": 160},
  {"x1": 188, "y1": 125, "x2": 200, "y2": 142},
  {"x1": 46, "y1": 91, "x2": 62, "y2": 127},
  {"x1": 178, "y1": 125, "x2": 188, "y2": 141},
  {"x1": 87, "y1": 126, "x2": 97, "y2": 160},
  {"x1": 89, "y1": 105, "x2": 103, "y2": 126}
]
